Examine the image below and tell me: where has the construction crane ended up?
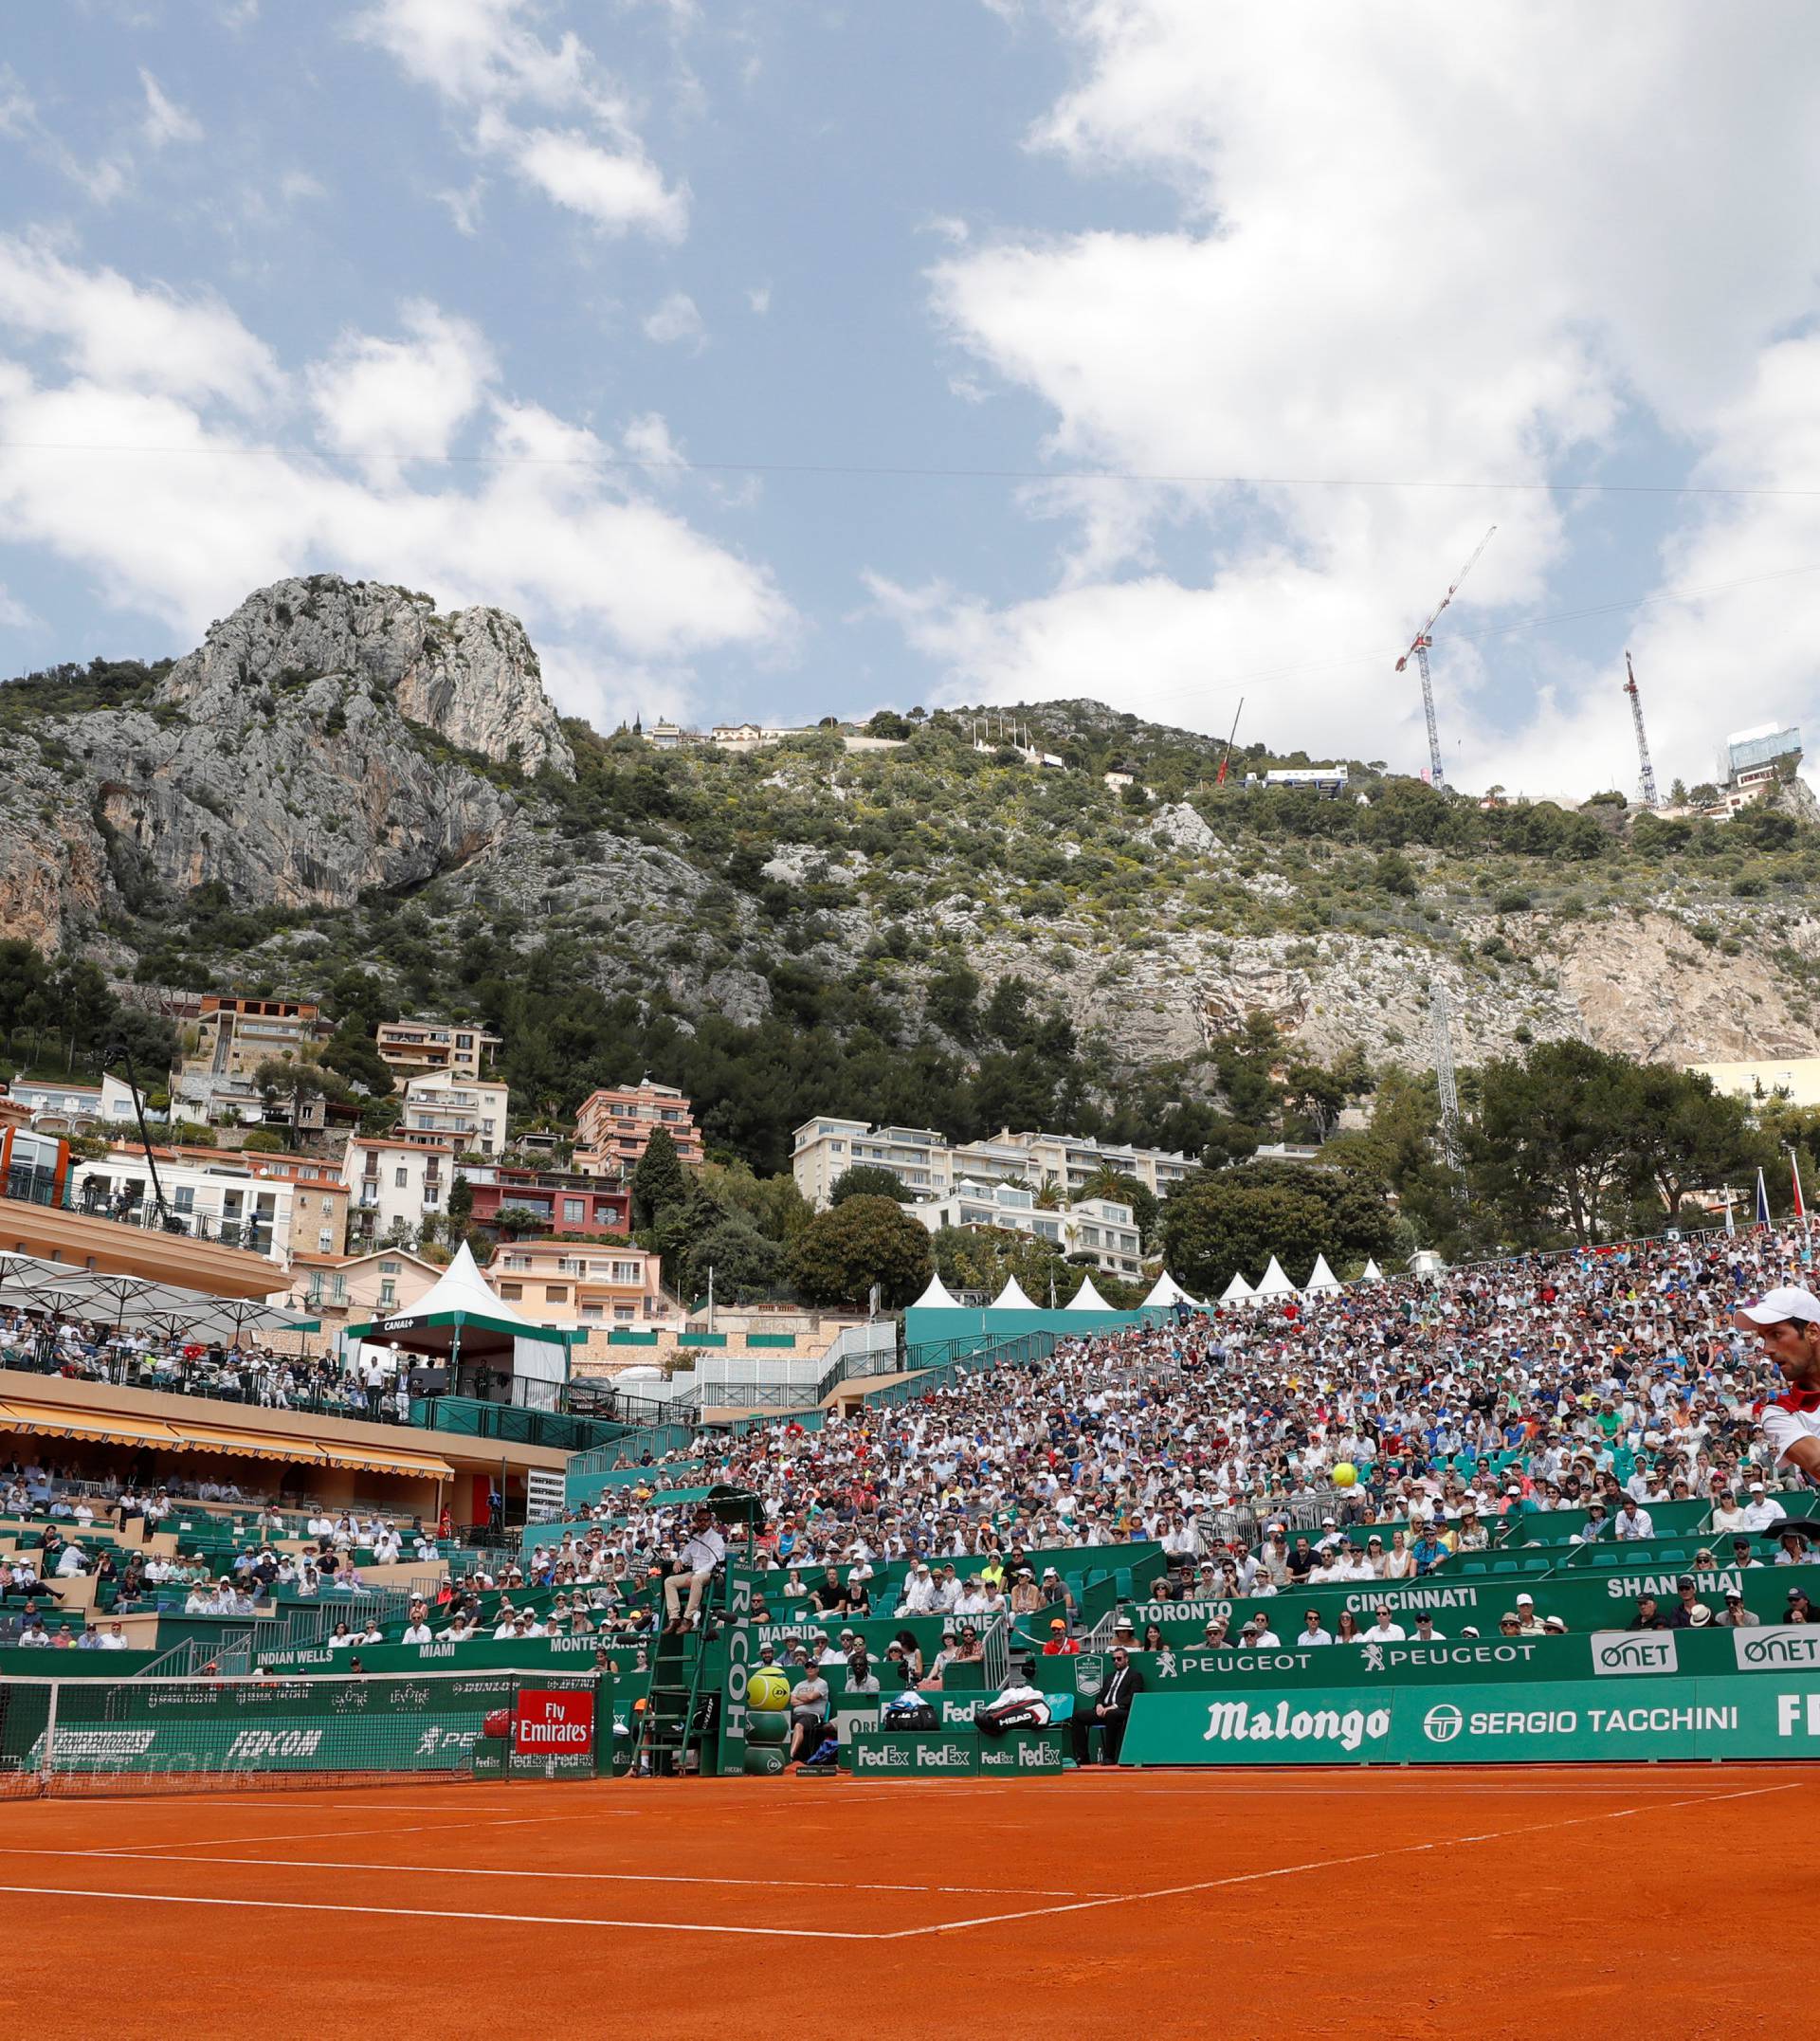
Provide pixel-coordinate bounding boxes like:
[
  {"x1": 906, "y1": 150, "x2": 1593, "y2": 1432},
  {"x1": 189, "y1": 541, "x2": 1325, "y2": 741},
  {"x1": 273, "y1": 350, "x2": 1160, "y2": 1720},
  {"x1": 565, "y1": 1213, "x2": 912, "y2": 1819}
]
[
  {"x1": 1395, "y1": 526, "x2": 1496, "y2": 789},
  {"x1": 1623, "y1": 650, "x2": 1660, "y2": 810},
  {"x1": 1429, "y1": 976, "x2": 1465, "y2": 1185}
]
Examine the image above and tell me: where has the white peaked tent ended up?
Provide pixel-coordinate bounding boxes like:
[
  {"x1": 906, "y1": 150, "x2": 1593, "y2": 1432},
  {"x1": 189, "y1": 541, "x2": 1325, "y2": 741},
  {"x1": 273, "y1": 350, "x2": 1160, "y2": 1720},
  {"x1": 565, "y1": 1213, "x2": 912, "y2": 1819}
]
[
  {"x1": 1304, "y1": 1253, "x2": 1342, "y2": 1294},
  {"x1": 1141, "y1": 1270, "x2": 1192, "y2": 1309},
  {"x1": 910, "y1": 1270, "x2": 964, "y2": 1310},
  {"x1": 1252, "y1": 1254, "x2": 1298, "y2": 1301},
  {"x1": 1219, "y1": 1270, "x2": 1256, "y2": 1306},
  {"x1": 1358, "y1": 1259, "x2": 1385, "y2": 1285},
  {"x1": 340, "y1": 1241, "x2": 577, "y2": 1410},
  {"x1": 990, "y1": 1275, "x2": 1038, "y2": 1310},
  {"x1": 1066, "y1": 1273, "x2": 1113, "y2": 1311},
  {"x1": 410, "y1": 1242, "x2": 537, "y2": 1324}
]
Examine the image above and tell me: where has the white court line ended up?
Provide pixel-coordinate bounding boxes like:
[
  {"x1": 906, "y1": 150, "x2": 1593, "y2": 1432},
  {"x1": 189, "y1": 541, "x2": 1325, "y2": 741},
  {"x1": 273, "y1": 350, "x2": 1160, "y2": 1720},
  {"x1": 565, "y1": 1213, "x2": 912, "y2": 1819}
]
[
  {"x1": 871, "y1": 1780, "x2": 1802, "y2": 1939},
  {"x1": 0, "y1": 1884, "x2": 876, "y2": 1940},
  {"x1": 122, "y1": 1810, "x2": 612, "y2": 1851},
  {"x1": 0, "y1": 1779, "x2": 1793, "y2": 1943},
  {"x1": 0, "y1": 1848, "x2": 1108, "y2": 1900}
]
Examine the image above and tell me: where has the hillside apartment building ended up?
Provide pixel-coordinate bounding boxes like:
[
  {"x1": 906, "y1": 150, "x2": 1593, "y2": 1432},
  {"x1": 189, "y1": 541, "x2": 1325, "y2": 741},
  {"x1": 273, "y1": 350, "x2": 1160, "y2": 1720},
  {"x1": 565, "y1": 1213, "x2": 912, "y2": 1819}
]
[
  {"x1": 341, "y1": 1130, "x2": 458, "y2": 1246},
  {"x1": 374, "y1": 1018, "x2": 501, "y2": 1081},
  {"x1": 907, "y1": 1179, "x2": 1145, "y2": 1281},
  {"x1": 483, "y1": 1238, "x2": 667, "y2": 1330},
  {"x1": 72, "y1": 1142, "x2": 349, "y2": 1267},
  {"x1": 792, "y1": 1118, "x2": 1195, "y2": 1210},
  {"x1": 189, "y1": 996, "x2": 334, "y2": 1077},
  {"x1": 573, "y1": 1081, "x2": 704, "y2": 1175},
  {"x1": 400, "y1": 1070, "x2": 510, "y2": 1157}
]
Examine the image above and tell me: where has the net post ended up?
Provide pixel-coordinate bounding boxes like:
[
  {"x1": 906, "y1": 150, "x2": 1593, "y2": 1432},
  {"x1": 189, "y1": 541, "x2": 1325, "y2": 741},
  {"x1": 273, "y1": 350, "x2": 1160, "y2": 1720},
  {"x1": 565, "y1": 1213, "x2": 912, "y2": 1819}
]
[{"x1": 38, "y1": 1679, "x2": 59, "y2": 1788}]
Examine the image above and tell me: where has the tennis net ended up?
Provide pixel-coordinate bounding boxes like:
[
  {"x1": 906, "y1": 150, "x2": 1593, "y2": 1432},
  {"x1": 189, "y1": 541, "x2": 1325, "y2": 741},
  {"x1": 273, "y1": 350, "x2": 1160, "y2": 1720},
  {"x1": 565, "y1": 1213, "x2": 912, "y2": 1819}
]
[{"x1": 0, "y1": 1667, "x2": 601, "y2": 1797}]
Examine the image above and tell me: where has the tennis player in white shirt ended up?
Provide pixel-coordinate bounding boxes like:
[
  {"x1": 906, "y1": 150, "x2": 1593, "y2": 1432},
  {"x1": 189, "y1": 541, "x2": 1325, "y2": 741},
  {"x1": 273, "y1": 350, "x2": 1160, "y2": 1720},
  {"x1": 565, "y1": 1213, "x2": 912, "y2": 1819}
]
[{"x1": 1736, "y1": 1287, "x2": 1820, "y2": 1483}]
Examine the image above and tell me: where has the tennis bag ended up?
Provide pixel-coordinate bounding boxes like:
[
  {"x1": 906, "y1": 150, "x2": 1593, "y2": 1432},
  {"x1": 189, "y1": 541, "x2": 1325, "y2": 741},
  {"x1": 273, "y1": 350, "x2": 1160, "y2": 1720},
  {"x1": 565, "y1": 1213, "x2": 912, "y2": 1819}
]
[{"x1": 883, "y1": 1692, "x2": 937, "y2": 1730}]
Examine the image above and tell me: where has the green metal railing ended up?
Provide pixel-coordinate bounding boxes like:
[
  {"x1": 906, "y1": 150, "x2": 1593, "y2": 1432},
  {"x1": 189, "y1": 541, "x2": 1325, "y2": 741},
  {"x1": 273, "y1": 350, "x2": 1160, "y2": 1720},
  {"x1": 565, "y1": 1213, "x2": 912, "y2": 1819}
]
[{"x1": 864, "y1": 1330, "x2": 1059, "y2": 1407}]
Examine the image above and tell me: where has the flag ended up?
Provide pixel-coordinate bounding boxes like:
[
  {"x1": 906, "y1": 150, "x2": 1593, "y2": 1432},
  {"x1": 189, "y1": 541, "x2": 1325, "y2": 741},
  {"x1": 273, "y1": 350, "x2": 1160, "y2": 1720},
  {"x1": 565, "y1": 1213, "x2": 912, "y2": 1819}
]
[
  {"x1": 1794, "y1": 1154, "x2": 1809, "y2": 1224},
  {"x1": 1756, "y1": 1167, "x2": 1772, "y2": 1229}
]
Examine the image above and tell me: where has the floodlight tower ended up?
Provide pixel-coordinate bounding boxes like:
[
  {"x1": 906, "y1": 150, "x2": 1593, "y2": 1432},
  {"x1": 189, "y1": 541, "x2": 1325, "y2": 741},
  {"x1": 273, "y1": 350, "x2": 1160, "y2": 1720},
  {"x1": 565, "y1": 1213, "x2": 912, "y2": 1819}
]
[
  {"x1": 1395, "y1": 527, "x2": 1497, "y2": 789},
  {"x1": 1623, "y1": 650, "x2": 1660, "y2": 810}
]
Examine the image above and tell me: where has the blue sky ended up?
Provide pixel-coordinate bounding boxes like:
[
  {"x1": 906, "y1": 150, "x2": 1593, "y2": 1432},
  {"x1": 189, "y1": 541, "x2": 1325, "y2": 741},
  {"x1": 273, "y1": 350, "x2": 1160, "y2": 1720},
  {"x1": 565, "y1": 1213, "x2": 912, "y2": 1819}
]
[{"x1": 2, "y1": 1, "x2": 1818, "y2": 798}]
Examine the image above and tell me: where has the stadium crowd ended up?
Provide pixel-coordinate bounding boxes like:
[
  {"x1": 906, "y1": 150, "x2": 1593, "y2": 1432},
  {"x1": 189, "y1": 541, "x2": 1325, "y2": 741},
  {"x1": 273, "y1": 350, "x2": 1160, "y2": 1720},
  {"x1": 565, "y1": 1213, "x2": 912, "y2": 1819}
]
[{"x1": 566, "y1": 1221, "x2": 1817, "y2": 1595}]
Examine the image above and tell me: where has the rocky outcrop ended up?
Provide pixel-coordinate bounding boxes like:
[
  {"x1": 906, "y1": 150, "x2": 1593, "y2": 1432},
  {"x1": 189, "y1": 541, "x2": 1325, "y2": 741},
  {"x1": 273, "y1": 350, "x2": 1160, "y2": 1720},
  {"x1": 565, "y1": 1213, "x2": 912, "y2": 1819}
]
[
  {"x1": 155, "y1": 576, "x2": 574, "y2": 779},
  {"x1": 0, "y1": 574, "x2": 586, "y2": 941}
]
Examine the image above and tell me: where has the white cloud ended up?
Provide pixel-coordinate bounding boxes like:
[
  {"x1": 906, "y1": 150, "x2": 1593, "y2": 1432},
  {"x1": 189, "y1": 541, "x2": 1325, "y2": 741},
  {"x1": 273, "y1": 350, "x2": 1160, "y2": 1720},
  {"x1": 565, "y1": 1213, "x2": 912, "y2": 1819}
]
[
  {"x1": 506, "y1": 124, "x2": 685, "y2": 239},
  {"x1": 901, "y1": 2, "x2": 1820, "y2": 794},
  {"x1": 0, "y1": 249, "x2": 793, "y2": 710},
  {"x1": 642, "y1": 290, "x2": 704, "y2": 349},
  {"x1": 746, "y1": 282, "x2": 771, "y2": 316},
  {"x1": 138, "y1": 70, "x2": 202, "y2": 150},
  {"x1": 621, "y1": 410, "x2": 684, "y2": 473},
  {"x1": 355, "y1": 0, "x2": 688, "y2": 241},
  {"x1": 0, "y1": 237, "x2": 282, "y2": 410},
  {"x1": 0, "y1": 583, "x2": 42, "y2": 630},
  {"x1": 308, "y1": 301, "x2": 495, "y2": 480}
]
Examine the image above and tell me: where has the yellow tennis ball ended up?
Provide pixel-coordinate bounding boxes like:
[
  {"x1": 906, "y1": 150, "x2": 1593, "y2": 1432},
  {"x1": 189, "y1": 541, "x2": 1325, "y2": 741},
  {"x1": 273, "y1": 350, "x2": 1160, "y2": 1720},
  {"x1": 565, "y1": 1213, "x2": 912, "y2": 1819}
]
[
  {"x1": 746, "y1": 1667, "x2": 792, "y2": 1711},
  {"x1": 1332, "y1": 1462, "x2": 1357, "y2": 1488}
]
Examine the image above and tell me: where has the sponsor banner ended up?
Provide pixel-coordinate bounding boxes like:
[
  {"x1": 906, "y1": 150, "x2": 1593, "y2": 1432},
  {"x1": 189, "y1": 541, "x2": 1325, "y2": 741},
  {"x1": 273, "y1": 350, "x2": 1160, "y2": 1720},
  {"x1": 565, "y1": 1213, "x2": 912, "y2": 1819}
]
[
  {"x1": 976, "y1": 1729, "x2": 1066, "y2": 1774},
  {"x1": 1734, "y1": 1627, "x2": 1820, "y2": 1672},
  {"x1": 1121, "y1": 1671, "x2": 1820, "y2": 1766},
  {"x1": 512, "y1": 1688, "x2": 595, "y2": 1758},
  {"x1": 1134, "y1": 1564, "x2": 1820, "y2": 1646},
  {"x1": 848, "y1": 1732, "x2": 978, "y2": 1775},
  {"x1": 3, "y1": 1671, "x2": 599, "y2": 1778},
  {"x1": 1590, "y1": 1631, "x2": 1678, "y2": 1676}
]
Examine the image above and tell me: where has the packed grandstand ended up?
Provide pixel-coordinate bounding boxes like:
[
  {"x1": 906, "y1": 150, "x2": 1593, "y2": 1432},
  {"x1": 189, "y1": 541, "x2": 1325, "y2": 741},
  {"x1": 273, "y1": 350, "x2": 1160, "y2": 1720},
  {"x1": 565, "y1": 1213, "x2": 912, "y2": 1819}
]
[{"x1": 2, "y1": 1214, "x2": 1818, "y2": 1786}]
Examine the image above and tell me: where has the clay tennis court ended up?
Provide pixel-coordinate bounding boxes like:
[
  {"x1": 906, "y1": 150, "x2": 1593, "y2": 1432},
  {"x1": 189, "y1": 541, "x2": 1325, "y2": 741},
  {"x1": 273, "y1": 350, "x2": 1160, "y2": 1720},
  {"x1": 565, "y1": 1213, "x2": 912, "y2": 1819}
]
[{"x1": 5, "y1": 1765, "x2": 1809, "y2": 2038}]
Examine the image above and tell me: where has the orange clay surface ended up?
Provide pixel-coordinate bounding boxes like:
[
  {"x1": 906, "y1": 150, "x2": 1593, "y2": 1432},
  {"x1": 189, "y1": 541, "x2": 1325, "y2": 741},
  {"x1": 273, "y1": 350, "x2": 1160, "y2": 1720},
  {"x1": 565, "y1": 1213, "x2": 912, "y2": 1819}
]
[{"x1": 4, "y1": 1764, "x2": 1812, "y2": 2040}]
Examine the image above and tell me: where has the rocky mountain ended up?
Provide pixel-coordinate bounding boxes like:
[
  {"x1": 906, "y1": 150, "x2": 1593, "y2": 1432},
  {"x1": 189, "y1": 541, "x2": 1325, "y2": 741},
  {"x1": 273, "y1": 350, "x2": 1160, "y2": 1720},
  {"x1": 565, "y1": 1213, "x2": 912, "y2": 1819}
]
[
  {"x1": 0, "y1": 577, "x2": 568, "y2": 950},
  {"x1": 4, "y1": 576, "x2": 1819, "y2": 1145}
]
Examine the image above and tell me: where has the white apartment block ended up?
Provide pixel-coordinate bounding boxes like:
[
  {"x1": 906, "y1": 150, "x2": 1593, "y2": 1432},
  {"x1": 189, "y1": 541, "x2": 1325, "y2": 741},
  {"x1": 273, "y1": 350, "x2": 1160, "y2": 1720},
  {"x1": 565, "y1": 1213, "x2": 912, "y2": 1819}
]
[
  {"x1": 907, "y1": 1180, "x2": 1144, "y2": 1280},
  {"x1": 401, "y1": 1071, "x2": 510, "y2": 1158},
  {"x1": 792, "y1": 1118, "x2": 1194, "y2": 1211},
  {"x1": 342, "y1": 1134, "x2": 458, "y2": 1243},
  {"x1": 71, "y1": 1152, "x2": 338, "y2": 1267}
]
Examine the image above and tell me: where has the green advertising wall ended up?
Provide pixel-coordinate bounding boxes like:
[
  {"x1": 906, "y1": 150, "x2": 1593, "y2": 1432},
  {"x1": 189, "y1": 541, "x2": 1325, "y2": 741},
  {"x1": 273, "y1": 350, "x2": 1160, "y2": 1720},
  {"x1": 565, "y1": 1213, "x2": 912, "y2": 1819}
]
[
  {"x1": 1120, "y1": 1669, "x2": 1820, "y2": 1766},
  {"x1": 0, "y1": 1670, "x2": 599, "y2": 1780},
  {"x1": 1126, "y1": 1560, "x2": 1820, "y2": 1641},
  {"x1": 1076, "y1": 1623, "x2": 1820, "y2": 1698}
]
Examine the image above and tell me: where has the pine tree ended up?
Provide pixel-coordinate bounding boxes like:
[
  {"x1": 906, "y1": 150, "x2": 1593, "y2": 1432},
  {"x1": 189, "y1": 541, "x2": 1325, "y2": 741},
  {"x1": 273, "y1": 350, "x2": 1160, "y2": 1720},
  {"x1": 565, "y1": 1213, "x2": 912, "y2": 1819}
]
[{"x1": 631, "y1": 1124, "x2": 688, "y2": 1229}]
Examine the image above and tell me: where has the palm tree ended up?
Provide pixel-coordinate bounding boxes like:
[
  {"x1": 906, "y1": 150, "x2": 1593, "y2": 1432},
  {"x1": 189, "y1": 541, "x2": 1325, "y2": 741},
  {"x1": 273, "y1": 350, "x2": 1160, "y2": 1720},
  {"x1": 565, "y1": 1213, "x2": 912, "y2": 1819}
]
[
  {"x1": 1031, "y1": 1175, "x2": 1066, "y2": 1211},
  {"x1": 1078, "y1": 1161, "x2": 1125, "y2": 1203}
]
